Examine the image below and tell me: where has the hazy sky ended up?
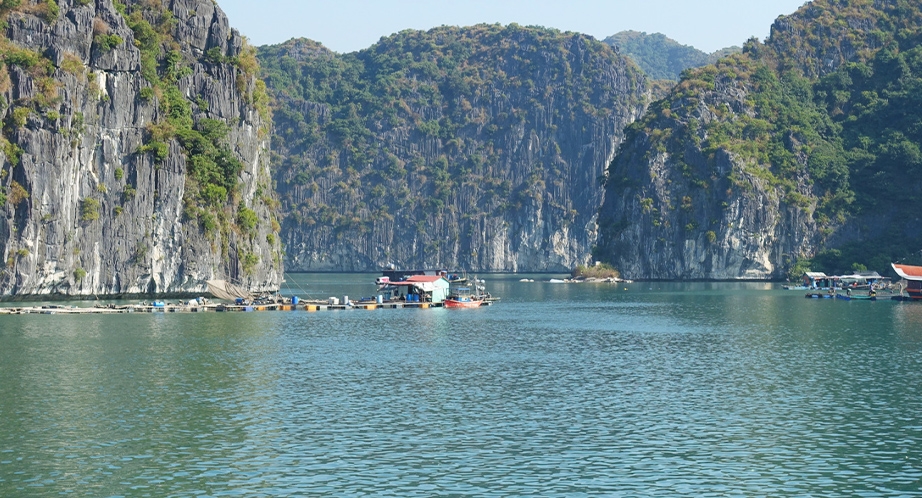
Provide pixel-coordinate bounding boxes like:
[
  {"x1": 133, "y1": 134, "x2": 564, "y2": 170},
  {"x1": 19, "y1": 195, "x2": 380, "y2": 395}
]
[{"x1": 217, "y1": 0, "x2": 809, "y2": 54}]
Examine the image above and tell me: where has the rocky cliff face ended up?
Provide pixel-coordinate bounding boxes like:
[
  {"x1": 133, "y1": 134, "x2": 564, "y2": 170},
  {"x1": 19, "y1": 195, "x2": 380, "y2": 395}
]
[
  {"x1": 597, "y1": 97, "x2": 818, "y2": 280},
  {"x1": 596, "y1": 0, "x2": 913, "y2": 280},
  {"x1": 260, "y1": 26, "x2": 647, "y2": 272},
  {"x1": 0, "y1": 0, "x2": 281, "y2": 298}
]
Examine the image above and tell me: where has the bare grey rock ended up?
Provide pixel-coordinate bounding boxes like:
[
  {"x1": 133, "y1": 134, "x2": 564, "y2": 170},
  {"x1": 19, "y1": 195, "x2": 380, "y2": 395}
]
[
  {"x1": 0, "y1": 0, "x2": 281, "y2": 298},
  {"x1": 267, "y1": 30, "x2": 648, "y2": 273},
  {"x1": 596, "y1": 70, "x2": 818, "y2": 281}
]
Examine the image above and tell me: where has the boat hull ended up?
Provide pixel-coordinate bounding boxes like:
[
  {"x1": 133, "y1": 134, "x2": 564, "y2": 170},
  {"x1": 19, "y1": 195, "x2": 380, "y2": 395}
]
[
  {"x1": 444, "y1": 299, "x2": 483, "y2": 308},
  {"x1": 835, "y1": 294, "x2": 877, "y2": 301},
  {"x1": 805, "y1": 292, "x2": 835, "y2": 299}
]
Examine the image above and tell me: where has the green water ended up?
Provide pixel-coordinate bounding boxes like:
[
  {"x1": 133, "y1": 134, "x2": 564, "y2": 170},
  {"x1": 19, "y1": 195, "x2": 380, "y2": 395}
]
[{"x1": 2, "y1": 274, "x2": 922, "y2": 496}]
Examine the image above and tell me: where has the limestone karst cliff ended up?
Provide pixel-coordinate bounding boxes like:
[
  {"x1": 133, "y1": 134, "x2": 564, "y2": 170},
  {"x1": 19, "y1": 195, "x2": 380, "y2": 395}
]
[
  {"x1": 0, "y1": 0, "x2": 282, "y2": 297},
  {"x1": 596, "y1": 0, "x2": 922, "y2": 279},
  {"x1": 260, "y1": 25, "x2": 648, "y2": 272}
]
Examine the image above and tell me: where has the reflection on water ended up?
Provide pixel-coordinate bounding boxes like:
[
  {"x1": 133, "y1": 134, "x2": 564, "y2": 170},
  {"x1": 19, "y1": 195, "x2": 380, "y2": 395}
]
[{"x1": 2, "y1": 275, "x2": 922, "y2": 496}]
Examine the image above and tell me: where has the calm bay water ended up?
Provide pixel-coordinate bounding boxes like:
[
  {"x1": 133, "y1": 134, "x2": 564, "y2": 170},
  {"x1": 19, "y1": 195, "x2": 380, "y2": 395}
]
[{"x1": 2, "y1": 274, "x2": 922, "y2": 496}]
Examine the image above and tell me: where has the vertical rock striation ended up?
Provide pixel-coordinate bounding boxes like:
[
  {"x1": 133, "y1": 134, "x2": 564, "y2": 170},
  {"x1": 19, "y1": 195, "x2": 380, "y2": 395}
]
[
  {"x1": 0, "y1": 0, "x2": 281, "y2": 298},
  {"x1": 260, "y1": 25, "x2": 648, "y2": 272},
  {"x1": 596, "y1": 0, "x2": 917, "y2": 280}
]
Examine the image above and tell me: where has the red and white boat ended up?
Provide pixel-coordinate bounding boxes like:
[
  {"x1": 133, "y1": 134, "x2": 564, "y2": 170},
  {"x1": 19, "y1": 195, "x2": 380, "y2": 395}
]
[
  {"x1": 892, "y1": 263, "x2": 922, "y2": 300},
  {"x1": 444, "y1": 297, "x2": 484, "y2": 308}
]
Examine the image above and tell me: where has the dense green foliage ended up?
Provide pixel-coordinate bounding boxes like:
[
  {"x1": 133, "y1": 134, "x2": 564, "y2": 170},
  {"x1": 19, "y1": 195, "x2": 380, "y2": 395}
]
[
  {"x1": 258, "y1": 24, "x2": 645, "y2": 267},
  {"x1": 603, "y1": 0, "x2": 922, "y2": 276},
  {"x1": 808, "y1": 43, "x2": 922, "y2": 271},
  {"x1": 764, "y1": 0, "x2": 922, "y2": 273},
  {"x1": 117, "y1": 2, "x2": 228, "y2": 202},
  {"x1": 767, "y1": 0, "x2": 922, "y2": 79},
  {"x1": 604, "y1": 31, "x2": 740, "y2": 81},
  {"x1": 111, "y1": 1, "x2": 260, "y2": 234},
  {"x1": 571, "y1": 262, "x2": 620, "y2": 280}
]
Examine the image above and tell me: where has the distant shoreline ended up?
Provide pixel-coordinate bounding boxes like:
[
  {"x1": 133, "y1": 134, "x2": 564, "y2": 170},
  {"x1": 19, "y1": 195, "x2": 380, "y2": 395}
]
[
  {"x1": 0, "y1": 276, "x2": 796, "y2": 302},
  {"x1": 284, "y1": 270, "x2": 790, "y2": 283}
]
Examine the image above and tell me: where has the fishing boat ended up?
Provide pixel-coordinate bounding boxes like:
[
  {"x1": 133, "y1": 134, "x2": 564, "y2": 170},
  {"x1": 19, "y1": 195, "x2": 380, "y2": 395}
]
[
  {"x1": 804, "y1": 271, "x2": 895, "y2": 300},
  {"x1": 444, "y1": 296, "x2": 485, "y2": 308},
  {"x1": 834, "y1": 290, "x2": 879, "y2": 301},
  {"x1": 444, "y1": 276, "x2": 490, "y2": 308},
  {"x1": 837, "y1": 272, "x2": 897, "y2": 300}
]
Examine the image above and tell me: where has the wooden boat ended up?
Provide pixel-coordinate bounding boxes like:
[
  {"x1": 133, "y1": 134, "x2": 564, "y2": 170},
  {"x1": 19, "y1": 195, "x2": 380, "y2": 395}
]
[
  {"x1": 444, "y1": 297, "x2": 484, "y2": 308},
  {"x1": 834, "y1": 283, "x2": 901, "y2": 300},
  {"x1": 445, "y1": 278, "x2": 490, "y2": 308},
  {"x1": 804, "y1": 270, "x2": 895, "y2": 300},
  {"x1": 835, "y1": 292, "x2": 878, "y2": 301}
]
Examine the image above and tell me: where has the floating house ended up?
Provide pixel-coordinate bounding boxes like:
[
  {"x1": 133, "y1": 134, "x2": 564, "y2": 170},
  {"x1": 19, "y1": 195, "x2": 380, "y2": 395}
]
[
  {"x1": 381, "y1": 275, "x2": 451, "y2": 304},
  {"x1": 788, "y1": 271, "x2": 835, "y2": 290},
  {"x1": 803, "y1": 272, "x2": 831, "y2": 289}
]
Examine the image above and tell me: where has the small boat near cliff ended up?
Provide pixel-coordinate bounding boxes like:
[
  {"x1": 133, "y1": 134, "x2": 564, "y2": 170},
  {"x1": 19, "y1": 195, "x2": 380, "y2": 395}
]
[
  {"x1": 444, "y1": 296, "x2": 486, "y2": 308},
  {"x1": 804, "y1": 271, "x2": 896, "y2": 300}
]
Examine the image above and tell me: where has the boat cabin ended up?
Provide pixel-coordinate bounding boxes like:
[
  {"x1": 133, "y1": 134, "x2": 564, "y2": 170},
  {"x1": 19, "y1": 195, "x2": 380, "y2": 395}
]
[{"x1": 802, "y1": 272, "x2": 832, "y2": 289}]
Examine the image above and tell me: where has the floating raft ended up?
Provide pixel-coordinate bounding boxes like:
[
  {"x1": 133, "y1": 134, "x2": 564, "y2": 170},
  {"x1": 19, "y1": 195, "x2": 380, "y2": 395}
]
[{"x1": 0, "y1": 300, "x2": 497, "y2": 315}]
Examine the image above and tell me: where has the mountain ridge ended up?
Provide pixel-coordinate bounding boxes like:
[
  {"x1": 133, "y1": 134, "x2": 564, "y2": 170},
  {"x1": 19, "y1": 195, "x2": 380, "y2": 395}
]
[{"x1": 603, "y1": 30, "x2": 741, "y2": 81}]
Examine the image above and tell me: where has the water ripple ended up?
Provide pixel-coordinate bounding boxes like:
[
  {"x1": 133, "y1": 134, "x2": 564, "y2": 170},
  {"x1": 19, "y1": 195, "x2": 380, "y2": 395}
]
[{"x1": 2, "y1": 278, "x2": 922, "y2": 495}]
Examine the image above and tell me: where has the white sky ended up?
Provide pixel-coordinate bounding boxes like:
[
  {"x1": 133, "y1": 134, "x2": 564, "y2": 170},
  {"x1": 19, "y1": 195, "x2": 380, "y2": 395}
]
[{"x1": 217, "y1": 0, "x2": 809, "y2": 54}]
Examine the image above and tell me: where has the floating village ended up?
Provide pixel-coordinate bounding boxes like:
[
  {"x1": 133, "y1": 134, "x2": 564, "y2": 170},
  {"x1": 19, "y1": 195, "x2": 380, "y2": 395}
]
[
  {"x1": 4, "y1": 262, "x2": 922, "y2": 315},
  {"x1": 791, "y1": 263, "x2": 922, "y2": 301},
  {"x1": 0, "y1": 269, "x2": 500, "y2": 315}
]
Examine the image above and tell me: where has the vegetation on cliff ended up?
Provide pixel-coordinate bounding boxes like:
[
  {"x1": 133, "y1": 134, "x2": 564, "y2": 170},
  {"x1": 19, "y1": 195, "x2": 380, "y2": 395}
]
[
  {"x1": 604, "y1": 31, "x2": 740, "y2": 81},
  {"x1": 571, "y1": 262, "x2": 620, "y2": 280},
  {"x1": 0, "y1": 0, "x2": 281, "y2": 295},
  {"x1": 259, "y1": 24, "x2": 647, "y2": 271},
  {"x1": 598, "y1": 0, "x2": 922, "y2": 278},
  {"x1": 111, "y1": 0, "x2": 272, "y2": 237}
]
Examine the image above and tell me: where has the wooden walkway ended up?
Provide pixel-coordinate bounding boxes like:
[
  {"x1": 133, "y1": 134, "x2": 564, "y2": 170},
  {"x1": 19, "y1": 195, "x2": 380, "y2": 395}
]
[{"x1": 0, "y1": 300, "x2": 475, "y2": 315}]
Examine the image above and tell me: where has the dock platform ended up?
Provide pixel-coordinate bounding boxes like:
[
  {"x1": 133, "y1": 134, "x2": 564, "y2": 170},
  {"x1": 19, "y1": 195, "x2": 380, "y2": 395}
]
[{"x1": 0, "y1": 300, "x2": 498, "y2": 315}]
